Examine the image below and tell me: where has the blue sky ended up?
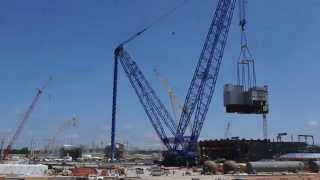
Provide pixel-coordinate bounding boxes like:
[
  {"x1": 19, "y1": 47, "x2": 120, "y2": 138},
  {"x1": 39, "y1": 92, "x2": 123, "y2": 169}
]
[{"x1": 0, "y1": 0, "x2": 319, "y2": 149}]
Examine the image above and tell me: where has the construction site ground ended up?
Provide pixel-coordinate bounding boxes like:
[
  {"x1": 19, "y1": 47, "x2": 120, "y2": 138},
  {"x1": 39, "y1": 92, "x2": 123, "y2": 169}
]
[{"x1": 2, "y1": 174, "x2": 320, "y2": 180}]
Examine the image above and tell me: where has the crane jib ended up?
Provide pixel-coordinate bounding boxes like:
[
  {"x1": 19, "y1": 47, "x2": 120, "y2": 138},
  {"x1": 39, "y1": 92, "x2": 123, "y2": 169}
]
[
  {"x1": 115, "y1": 46, "x2": 177, "y2": 150},
  {"x1": 175, "y1": 0, "x2": 236, "y2": 150},
  {"x1": 2, "y1": 78, "x2": 51, "y2": 160},
  {"x1": 113, "y1": 0, "x2": 236, "y2": 157}
]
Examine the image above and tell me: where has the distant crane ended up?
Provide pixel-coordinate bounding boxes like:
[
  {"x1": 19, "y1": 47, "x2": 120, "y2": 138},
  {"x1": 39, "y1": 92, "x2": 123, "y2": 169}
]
[
  {"x1": 154, "y1": 68, "x2": 181, "y2": 123},
  {"x1": 2, "y1": 78, "x2": 51, "y2": 160},
  {"x1": 43, "y1": 117, "x2": 79, "y2": 154},
  {"x1": 154, "y1": 69, "x2": 192, "y2": 134}
]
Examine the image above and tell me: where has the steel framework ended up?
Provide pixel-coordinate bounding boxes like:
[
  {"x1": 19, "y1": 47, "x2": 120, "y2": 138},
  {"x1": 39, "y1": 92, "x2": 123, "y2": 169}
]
[
  {"x1": 2, "y1": 78, "x2": 51, "y2": 160},
  {"x1": 112, "y1": 0, "x2": 236, "y2": 162}
]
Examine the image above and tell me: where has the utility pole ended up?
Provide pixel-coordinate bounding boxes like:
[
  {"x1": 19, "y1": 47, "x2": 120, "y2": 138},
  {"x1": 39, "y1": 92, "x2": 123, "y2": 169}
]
[
  {"x1": 0, "y1": 137, "x2": 4, "y2": 161},
  {"x1": 224, "y1": 121, "x2": 231, "y2": 139}
]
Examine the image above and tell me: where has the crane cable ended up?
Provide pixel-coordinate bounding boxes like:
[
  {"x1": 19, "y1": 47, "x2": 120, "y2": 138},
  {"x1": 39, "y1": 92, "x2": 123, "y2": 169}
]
[
  {"x1": 237, "y1": 0, "x2": 256, "y2": 88},
  {"x1": 120, "y1": 0, "x2": 191, "y2": 46}
]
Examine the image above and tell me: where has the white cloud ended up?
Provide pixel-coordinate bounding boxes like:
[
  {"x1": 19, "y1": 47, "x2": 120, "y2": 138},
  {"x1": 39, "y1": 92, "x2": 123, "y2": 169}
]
[{"x1": 307, "y1": 120, "x2": 318, "y2": 127}]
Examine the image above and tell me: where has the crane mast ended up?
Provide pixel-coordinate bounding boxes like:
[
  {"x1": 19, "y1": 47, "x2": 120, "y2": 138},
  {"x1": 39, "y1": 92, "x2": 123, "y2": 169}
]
[
  {"x1": 114, "y1": 46, "x2": 177, "y2": 151},
  {"x1": 154, "y1": 69, "x2": 194, "y2": 135},
  {"x1": 176, "y1": 0, "x2": 236, "y2": 149},
  {"x1": 112, "y1": 0, "x2": 236, "y2": 163},
  {"x1": 111, "y1": 51, "x2": 118, "y2": 161},
  {"x1": 154, "y1": 69, "x2": 181, "y2": 123},
  {"x1": 2, "y1": 79, "x2": 51, "y2": 160}
]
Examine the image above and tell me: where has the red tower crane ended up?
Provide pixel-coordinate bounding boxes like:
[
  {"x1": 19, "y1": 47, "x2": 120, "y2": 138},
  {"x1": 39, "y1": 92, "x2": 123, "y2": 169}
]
[{"x1": 2, "y1": 78, "x2": 51, "y2": 160}]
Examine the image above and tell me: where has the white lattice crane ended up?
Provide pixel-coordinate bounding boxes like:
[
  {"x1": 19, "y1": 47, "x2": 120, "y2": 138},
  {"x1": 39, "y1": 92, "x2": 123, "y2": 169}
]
[
  {"x1": 44, "y1": 117, "x2": 79, "y2": 154},
  {"x1": 154, "y1": 69, "x2": 193, "y2": 134}
]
